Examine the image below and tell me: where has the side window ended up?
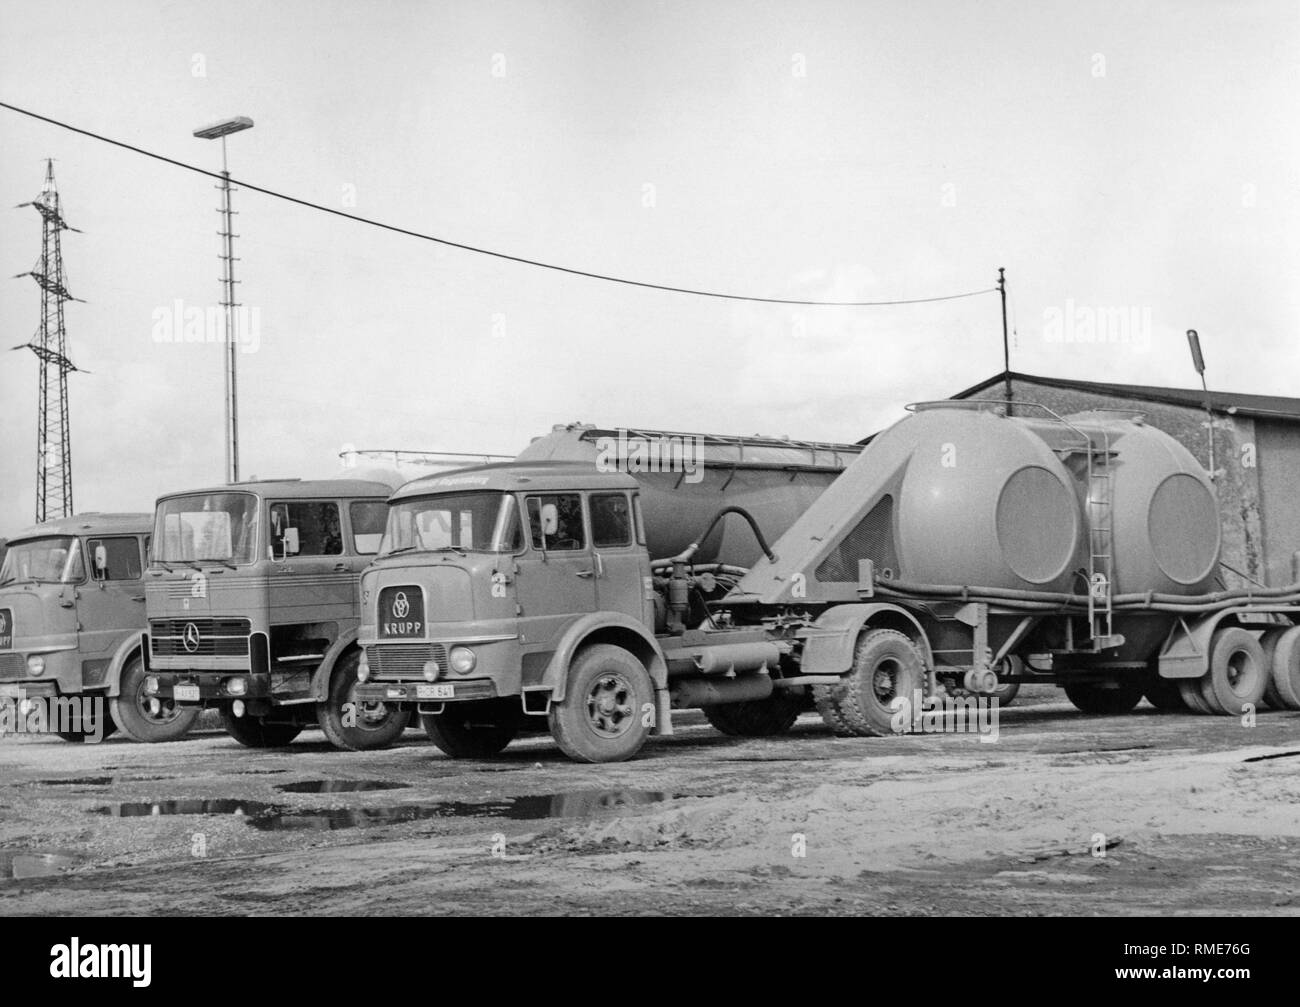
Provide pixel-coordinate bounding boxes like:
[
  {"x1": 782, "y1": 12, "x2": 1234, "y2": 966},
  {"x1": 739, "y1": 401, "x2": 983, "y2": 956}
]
[
  {"x1": 269, "y1": 501, "x2": 343, "y2": 557},
  {"x1": 525, "y1": 494, "x2": 585, "y2": 551},
  {"x1": 590, "y1": 493, "x2": 632, "y2": 548},
  {"x1": 349, "y1": 501, "x2": 388, "y2": 555},
  {"x1": 86, "y1": 537, "x2": 143, "y2": 581}
]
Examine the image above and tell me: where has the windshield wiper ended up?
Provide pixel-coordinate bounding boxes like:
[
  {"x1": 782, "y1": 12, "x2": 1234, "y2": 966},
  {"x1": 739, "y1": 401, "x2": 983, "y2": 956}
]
[
  {"x1": 195, "y1": 557, "x2": 237, "y2": 570},
  {"x1": 431, "y1": 546, "x2": 467, "y2": 556},
  {"x1": 381, "y1": 546, "x2": 428, "y2": 557}
]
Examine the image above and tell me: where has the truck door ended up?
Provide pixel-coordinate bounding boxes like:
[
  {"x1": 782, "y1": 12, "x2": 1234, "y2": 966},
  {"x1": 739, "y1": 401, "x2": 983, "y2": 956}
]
[
  {"x1": 588, "y1": 491, "x2": 649, "y2": 622},
  {"x1": 78, "y1": 535, "x2": 146, "y2": 661},
  {"x1": 516, "y1": 493, "x2": 597, "y2": 646},
  {"x1": 266, "y1": 499, "x2": 356, "y2": 643}
]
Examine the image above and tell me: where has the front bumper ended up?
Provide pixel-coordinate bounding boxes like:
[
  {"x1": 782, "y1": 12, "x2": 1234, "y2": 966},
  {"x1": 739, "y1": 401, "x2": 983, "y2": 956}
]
[
  {"x1": 355, "y1": 678, "x2": 499, "y2": 705},
  {"x1": 149, "y1": 670, "x2": 272, "y2": 706}
]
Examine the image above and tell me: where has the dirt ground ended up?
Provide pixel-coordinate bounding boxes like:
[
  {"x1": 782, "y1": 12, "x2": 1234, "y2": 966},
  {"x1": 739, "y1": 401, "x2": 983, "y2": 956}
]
[{"x1": 2, "y1": 687, "x2": 1298, "y2": 916}]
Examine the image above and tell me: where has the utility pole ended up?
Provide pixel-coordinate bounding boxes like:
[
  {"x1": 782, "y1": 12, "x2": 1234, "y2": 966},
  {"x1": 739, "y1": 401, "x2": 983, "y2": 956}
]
[
  {"x1": 193, "y1": 116, "x2": 254, "y2": 484},
  {"x1": 14, "y1": 160, "x2": 81, "y2": 522},
  {"x1": 998, "y1": 267, "x2": 1011, "y2": 414}
]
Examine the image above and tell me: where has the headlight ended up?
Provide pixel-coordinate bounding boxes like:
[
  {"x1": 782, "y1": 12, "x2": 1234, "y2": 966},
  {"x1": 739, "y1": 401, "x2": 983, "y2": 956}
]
[
  {"x1": 357, "y1": 653, "x2": 370, "y2": 683},
  {"x1": 225, "y1": 677, "x2": 247, "y2": 696},
  {"x1": 449, "y1": 647, "x2": 476, "y2": 674},
  {"x1": 26, "y1": 655, "x2": 45, "y2": 676}
]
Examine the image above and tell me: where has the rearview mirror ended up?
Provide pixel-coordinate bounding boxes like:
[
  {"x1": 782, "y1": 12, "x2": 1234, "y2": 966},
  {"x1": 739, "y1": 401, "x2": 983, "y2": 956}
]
[
  {"x1": 283, "y1": 527, "x2": 300, "y2": 557},
  {"x1": 541, "y1": 504, "x2": 559, "y2": 537},
  {"x1": 91, "y1": 543, "x2": 108, "y2": 581}
]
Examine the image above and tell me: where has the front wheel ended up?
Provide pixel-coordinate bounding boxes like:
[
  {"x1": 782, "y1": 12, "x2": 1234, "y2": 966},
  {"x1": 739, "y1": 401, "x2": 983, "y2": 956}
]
[
  {"x1": 547, "y1": 644, "x2": 654, "y2": 763},
  {"x1": 316, "y1": 651, "x2": 410, "y2": 751},
  {"x1": 220, "y1": 707, "x2": 302, "y2": 748},
  {"x1": 421, "y1": 699, "x2": 519, "y2": 758},
  {"x1": 110, "y1": 655, "x2": 200, "y2": 743},
  {"x1": 1064, "y1": 680, "x2": 1144, "y2": 715}
]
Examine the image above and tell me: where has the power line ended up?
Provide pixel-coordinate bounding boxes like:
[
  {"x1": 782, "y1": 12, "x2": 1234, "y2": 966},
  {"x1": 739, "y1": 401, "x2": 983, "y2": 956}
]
[{"x1": 1, "y1": 100, "x2": 997, "y2": 308}]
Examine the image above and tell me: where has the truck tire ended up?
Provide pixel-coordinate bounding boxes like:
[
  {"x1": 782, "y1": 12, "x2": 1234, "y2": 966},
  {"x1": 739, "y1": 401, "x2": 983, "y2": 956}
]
[
  {"x1": 812, "y1": 628, "x2": 925, "y2": 737},
  {"x1": 57, "y1": 699, "x2": 118, "y2": 743},
  {"x1": 1199, "y1": 627, "x2": 1268, "y2": 715},
  {"x1": 1178, "y1": 678, "x2": 1215, "y2": 714},
  {"x1": 110, "y1": 654, "x2": 200, "y2": 743},
  {"x1": 1266, "y1": 625, "x2": 1300, "y2": 710},
  {"x1": 421, "y1": 700, "x2": 519, "y2": 758},
  {"x1": 702, "y1": 691, "x2": 803, "y2": 736},
  {"x1": 1142, "y1": 673, "x2": 1188, "y2": 712},
  {"x1": 547, "y1": 644, "x2": 654, "y2": 763},
  {"x1": 316, "y1": 650, "x2": 410, "y2": 751},
  {"x1": 1063, "y1": 680, "x2": 1144, "y2": 715},
  {"x1": 220, "y1": 707, "x2": 302, "y2": 748}
]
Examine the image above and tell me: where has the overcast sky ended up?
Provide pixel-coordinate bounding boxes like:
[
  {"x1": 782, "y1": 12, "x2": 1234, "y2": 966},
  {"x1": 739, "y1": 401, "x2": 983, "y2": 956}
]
[{"x1": 1, "y1": 0, "x2": 1297, "y2": 532}]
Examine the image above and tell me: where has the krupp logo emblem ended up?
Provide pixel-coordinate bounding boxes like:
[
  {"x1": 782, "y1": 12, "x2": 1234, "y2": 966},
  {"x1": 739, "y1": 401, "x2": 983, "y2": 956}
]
[
  {"x1": 393, "y1": 592, "x2": 410, "y2": 619},
  {"x1": 182, "y1": 622, "x2": 201, "y2": 653},
  {"x1": 0, "y1": 613, "x2": 6, "y2": 634}
]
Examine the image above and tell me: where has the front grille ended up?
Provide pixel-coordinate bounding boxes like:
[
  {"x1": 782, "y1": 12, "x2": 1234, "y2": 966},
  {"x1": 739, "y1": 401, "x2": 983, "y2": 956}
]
[
  {"x1": 150, "y1": 618, "x2": 251, "y2": 657},
  {"x1": 368, "y1": 643, "x2": 447, "y2": 680},
  {"x1": 0, "y1": 653, "x2": 24, "y2": 680}
]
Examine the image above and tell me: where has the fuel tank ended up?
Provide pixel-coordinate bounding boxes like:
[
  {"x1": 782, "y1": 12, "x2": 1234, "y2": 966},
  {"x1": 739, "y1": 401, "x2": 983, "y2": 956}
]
[
  {"x1": 738, "y1": 403, "x2": 1220, "y2": 603},
  {"x1": 515, "y1": 423, "x2": 863, "y2": 566}
]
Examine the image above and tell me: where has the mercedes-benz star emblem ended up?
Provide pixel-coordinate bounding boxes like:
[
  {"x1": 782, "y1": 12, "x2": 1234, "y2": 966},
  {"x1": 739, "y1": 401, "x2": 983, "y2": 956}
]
[
  {"x1": 393, "y1": 592, "x2": 410, "y2": 619},
  {"x1": 182, "y1": 622, "x2": 201, "y2": 653}
]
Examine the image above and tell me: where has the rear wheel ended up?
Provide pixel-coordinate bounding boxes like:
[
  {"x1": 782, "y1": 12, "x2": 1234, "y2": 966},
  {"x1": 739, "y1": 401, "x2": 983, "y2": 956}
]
[
  {"x1": 56, "y1": 698, "x2": 118, "y2": 743},
  {"x1": 1266, "y1": 625, "x2": 1300, "y2": 710},
  {"x1": 1199, "y1": 627, "x2": 1268, "y2": 715},
  {"x1": 1064, "y1": 680, "x2": 1144, "y2": 715},
  {"x1": 316, "y1": 651, "x2": 410, "y2": 751},
  {"x1": 110, "y1": 655, "x2": 199, "y2": 743},
  {"x1": 220, "y1": 707, "x2": 302, "y2": 748},
  {"x1": 702, "y1": 691, "x2": 803, "y2": 737},
  {"x1": 547, "y1": 644, "x2": 654, "y2": 763},
  {"x1": 813, "y1": 628, "x2": 925, "y2": 737},
  {"x1": 1143, "y1": 673, "x2": 1188, "y2": 712},
  {"x1": 421, "y1": 699, "x2": 519, "y2": 758}
]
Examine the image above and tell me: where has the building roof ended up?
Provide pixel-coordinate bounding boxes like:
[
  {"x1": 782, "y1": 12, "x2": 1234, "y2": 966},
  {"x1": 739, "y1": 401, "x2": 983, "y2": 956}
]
[
  {"x1": 7, "y1": 512, "x2": 153, "y2": 542},
  {"x1": 952, "y1": 371, "x2": 1300, "y2": 421}
]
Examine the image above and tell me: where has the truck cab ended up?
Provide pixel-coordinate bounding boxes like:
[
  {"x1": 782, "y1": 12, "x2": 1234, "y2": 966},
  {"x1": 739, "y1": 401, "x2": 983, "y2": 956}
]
[
  {"x1": 0, "y1": 513, "x2": 194, "y2": 743},
  {"x1": 142, "y1": 478, "x2": 408, "y2": 749}
]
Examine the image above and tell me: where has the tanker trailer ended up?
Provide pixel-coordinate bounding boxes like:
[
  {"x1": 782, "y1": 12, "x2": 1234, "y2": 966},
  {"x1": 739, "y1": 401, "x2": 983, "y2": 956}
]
[
  {"x1": 727, "y1": 400, "x2": 1300, "y2": 726},
  {"x1": 354, "y1": 424, "x2": 864, "y2": 758}
]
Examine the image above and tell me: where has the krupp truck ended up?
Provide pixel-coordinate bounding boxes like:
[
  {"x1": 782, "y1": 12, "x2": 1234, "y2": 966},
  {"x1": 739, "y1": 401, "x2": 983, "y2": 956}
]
[
  {"x1": 0, "y1": 514, "x2": 197, "y2": 743},
  {"x1": 355, "y1": 405, "x2": 1300, "y2": 763},
  {"x1": 355, "y1": 424, "x2": 864, "y2": 759},
  {"x1": 142, "y1": 478, "x2": 410, "y2": 749}
]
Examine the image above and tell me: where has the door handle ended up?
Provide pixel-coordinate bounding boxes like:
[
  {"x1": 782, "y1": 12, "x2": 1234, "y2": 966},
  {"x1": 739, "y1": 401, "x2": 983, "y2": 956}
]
[
  {"x1": 575, "y1": 569, "x2": 595, "y2": 579},
  {"x1": 333, "y1": 563, "x2": 347, "y2": 572},
  {"x1": 130, "y1": 595, "x2": 146, "y2": 603}
]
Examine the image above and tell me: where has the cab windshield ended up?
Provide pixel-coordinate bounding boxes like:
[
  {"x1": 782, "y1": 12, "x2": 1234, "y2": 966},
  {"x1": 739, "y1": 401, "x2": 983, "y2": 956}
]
[
  {"x1": 380, "y1": 492, "x2": 522, "y2": 556},
  {"x1": 154, "y1": 492, "x2": 258, "y2": 565},
  {"x1": 0, "y1": 536, "x2": 85, "y2": 586}
]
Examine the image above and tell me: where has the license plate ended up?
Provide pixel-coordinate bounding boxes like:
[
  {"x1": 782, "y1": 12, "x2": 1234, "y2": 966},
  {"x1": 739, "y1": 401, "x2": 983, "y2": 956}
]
[
  {"x1": 417, "y1": 683, "x2": 454, "y2": 700},
  {"x1": 0, "y1": 684, "x2": 22, "y2": 699},
  {"x1": 174, "y1": 685, "x2": 201, "y2": 702}
]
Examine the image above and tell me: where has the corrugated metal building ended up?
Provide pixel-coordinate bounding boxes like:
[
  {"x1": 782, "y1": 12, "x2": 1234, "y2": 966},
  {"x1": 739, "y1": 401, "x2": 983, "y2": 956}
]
[{"x1": 947, "y1": 371, "x2": 1300, "y2": 590}]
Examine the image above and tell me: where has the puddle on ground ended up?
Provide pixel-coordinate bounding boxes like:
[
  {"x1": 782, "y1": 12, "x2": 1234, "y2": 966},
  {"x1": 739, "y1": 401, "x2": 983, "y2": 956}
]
[
  {"x1": 31, "y1": 777, "x2": 115, "y2": 787},
  {"x1": 275, "y1": 780, "x2": 410, "y2": 794},
  {"x1": 96, "y1": 799, "x2": 277, "y2": 819},
  {"x1": 0, "y1": 850, "x2": 80, "y2": 879},
  {"x1": 92, "y1": 789, "x2": 674, "y2": 832}
]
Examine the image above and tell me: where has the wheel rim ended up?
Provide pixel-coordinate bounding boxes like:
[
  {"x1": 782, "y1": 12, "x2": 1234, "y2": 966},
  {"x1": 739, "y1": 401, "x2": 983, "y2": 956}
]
[
  {"x1": 346, "y1": 682, "x2": 393, "y2": 730},
  {"x1": 1224, "y1": 648, "x2": 1259, "y2": 697},
  {"x1": 871, "y1": 657, "x2": 903, "y2": 704},
  {"x1": 585, "y1": 672, "x2": 635, "y2": 738},
  {"x1": 133, "y1": 679, "x2": 183, "y2": 725}
]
